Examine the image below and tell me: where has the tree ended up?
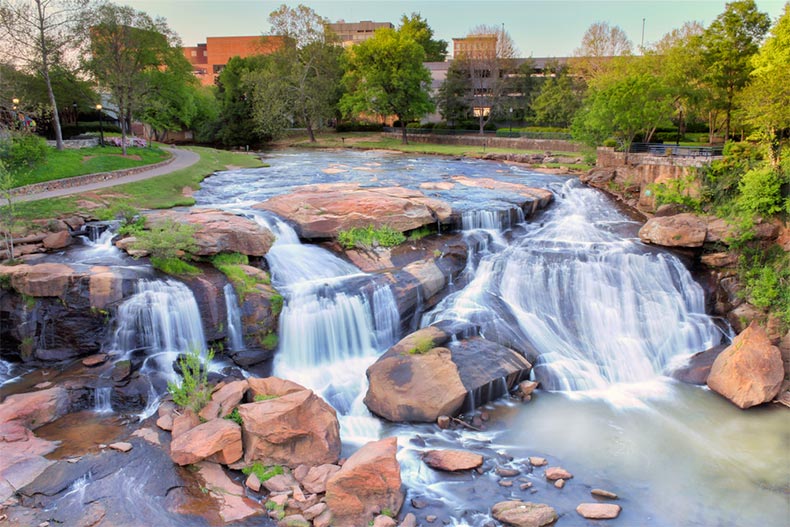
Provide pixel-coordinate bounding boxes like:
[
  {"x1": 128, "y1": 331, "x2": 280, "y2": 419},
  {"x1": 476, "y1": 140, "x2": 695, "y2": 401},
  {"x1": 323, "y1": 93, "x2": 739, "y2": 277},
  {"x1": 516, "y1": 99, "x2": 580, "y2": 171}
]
[
  {"x1": 571, "y1": 22, "x2": 632, "y2": 81},
  {"x1": 247, "y1": 4, "x2": 343, "y2": 142},
  {"x1": 0, "y1": 0, "x2": 95, "y2": 150},
  {"x1": 530, "y1": 63, "x2": 583, "y2": 127},
  {"x1": 341, "y1": 27, "x2": 434, "y2": 144},
  {"x1": 85, "y1": 3, "x2": 185, "y2": 155},
  {"x1": 701, "y1": 0, "x2": 770, "y2": 141},
  {"x1": 137, "y1": 64, "x2": 199, "y2": 141},
  {"x1": 399, "y1": 13, "x2": 448, "y2": 62},
  {"x1": 454, "y1": 25, "x2": 518, "y2": 133},
  {"x1": 572, "y1": 71, "x2": 674, "y2": 159},
  {"x1": 739, "y1": 3, "x2": 790, "y2": 165},
  {"x1": 435, "y1": 59, "x2": 471, "y2": 126},
  {"x1": 215, "y1": 55, "x2": 268, "y2": 147}
]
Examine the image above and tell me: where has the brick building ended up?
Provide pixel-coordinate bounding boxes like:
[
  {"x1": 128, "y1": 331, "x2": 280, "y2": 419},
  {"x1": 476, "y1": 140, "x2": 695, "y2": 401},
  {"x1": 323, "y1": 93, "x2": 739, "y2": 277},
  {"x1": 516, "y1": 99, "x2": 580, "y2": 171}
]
[
  {"x1": 327, "y1": 20, "x2": 393, "y2": 47},
  {"x1": 182, "y1": 35, "x2": 285, "y2": 85}
]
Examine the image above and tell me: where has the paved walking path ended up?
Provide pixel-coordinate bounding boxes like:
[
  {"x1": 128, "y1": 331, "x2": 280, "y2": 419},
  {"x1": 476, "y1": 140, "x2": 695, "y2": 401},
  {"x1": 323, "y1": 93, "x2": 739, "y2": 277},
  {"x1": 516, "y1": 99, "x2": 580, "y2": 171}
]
[{"x1": 13, "y1": 147, "x2": 200, "y2": 203}]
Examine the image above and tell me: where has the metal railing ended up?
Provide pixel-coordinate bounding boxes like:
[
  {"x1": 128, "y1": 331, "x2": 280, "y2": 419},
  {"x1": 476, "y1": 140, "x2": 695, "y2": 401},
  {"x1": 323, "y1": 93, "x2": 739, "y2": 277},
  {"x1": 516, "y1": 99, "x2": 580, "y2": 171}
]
[
  {"x1": 628, "y1": 143, "x2": 723, "y2": 158},
  {"x1": 383, "y1": 127, "x2": 573, "y2": 140}
]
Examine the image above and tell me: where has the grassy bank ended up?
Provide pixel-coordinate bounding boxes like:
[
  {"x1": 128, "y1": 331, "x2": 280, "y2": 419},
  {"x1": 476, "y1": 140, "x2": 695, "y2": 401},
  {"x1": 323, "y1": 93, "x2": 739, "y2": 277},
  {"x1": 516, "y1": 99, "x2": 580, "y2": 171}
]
[
  {"x1": 282, "y1": 132, "x2": 590, "y2": 170},
  {"x1": 15, "y1": 146, "x2": 265, "y2": 221},
  {"x1": 14, "y1": 145, "x2": 170, "y2": 187}
]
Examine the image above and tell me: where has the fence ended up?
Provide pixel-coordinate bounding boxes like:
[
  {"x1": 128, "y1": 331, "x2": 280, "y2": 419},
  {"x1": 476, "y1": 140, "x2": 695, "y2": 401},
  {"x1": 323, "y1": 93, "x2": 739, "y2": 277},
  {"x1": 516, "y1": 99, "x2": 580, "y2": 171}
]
[
  {"x1": 383, "y1": 127, "x2": 573, "y2": 141},
  {"x1": 628, "y1": 143, "x2": 724, "y2": 158}
]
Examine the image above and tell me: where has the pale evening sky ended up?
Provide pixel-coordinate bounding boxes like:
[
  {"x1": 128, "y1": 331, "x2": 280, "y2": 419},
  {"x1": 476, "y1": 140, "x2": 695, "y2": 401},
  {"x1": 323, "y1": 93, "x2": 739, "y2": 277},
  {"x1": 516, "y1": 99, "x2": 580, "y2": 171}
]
[{"x1": 119, "y1": 0, "x2": 786, "y2": 57}]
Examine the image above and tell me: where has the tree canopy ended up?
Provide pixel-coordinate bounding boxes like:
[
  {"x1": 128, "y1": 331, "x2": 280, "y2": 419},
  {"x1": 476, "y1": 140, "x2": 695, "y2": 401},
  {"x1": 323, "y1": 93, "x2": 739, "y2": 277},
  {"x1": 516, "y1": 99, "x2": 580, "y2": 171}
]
[{"x1": 398, "y1": 13, "x2": 448, "y2": 62}]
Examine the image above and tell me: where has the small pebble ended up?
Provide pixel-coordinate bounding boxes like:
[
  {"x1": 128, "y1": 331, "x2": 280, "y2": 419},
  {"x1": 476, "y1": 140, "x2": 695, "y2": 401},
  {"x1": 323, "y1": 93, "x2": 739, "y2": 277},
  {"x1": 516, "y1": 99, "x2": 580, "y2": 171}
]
[
  {"x1": 426, "y1": 515, "x2": 437, "y2": 523},
  {"x1": 109, "y1": 442, "x2": 132, "y2": 453},
  {"x1": 519, "y1": 482, "x2": 532, "y2": 490},
  {"x1": 591, "y1": 488, "x2": 618, "y2": 499},
  {"x1": 411, "y1": 498, "x2": 428, "y2": 509},
  {"x1": 496, "y1": 467, "x2": 520, "y2": 477},
  {"x1": 529, "y1": 456, "x2": 547, "y2": 466},
  {"x1": 498, "y1": 480, "x2": 513, "y2": 487},
  {"x1": 554, "y1": 478, "x2": 565, "y2": 489}
]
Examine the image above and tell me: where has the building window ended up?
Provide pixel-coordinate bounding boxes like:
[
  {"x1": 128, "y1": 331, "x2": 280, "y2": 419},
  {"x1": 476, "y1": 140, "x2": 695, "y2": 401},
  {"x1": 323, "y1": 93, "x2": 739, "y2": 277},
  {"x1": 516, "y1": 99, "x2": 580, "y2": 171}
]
[
  {"x1": 213, "y1": 64, "x2": 225, "y2": 74},
  {"x1": 191, "y1": 50, "x2": 197, "y2": 57}
]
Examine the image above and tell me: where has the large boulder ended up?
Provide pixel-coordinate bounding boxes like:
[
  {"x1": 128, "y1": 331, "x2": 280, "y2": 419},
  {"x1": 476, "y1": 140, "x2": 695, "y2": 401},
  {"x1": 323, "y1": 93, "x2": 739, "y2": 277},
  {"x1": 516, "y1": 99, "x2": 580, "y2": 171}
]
[
  {"x1": 254, "y1": 184, "x2": 452, "y2": 239},
  {"x1": 0, "y1": 422, "x2": 58, "y2": 502},
  {"x1": 638, "y1": 213, "x2": 707, "y2": 247},
  {"x1": 364, "y1": 328, "x2": 467, "y2": 422},
  {"x1": 169, "y1": 418, "x2": 242, "y2": 465},
  {"x1": 707, "y1": 322, "x2": 784, "y2": 408},
  {"x1": 491, "y1": 501, "x2": 558, "y2": 527},
  {"x1": 365, "y1": 329, "x2": 531, "y2": 423},
  {"x1": 196, "y1": 461, "x2": 260, "y2": 523},
  {"x1": 238, "y1": 378, "x2": 340, "y2": 467},
  {"x1": 145, "y1": 209, "x2": 275, "y2": 256},
  {"x1": 0, "y1": 386, "x2": 69, "y2": 429},
  {"x1": 325, "y1": 437, "x2": 403, "y2": 527},
  {"x1": 0, "y1": 263, "x2": 77, "y2": 298},
  {"x1": 450, "y1": 176, "x2": 554, "y2": 213},
  {"x1": 422, "y1": 450, "x2": 483, "y2": 472}
]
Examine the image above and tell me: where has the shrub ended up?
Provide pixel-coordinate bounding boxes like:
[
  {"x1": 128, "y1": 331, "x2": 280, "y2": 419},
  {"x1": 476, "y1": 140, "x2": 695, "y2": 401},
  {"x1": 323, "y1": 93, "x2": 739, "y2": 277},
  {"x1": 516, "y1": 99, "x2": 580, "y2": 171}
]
[
  {"x1": 737, "y1": 166, "x2": 785, "y2": 217},
  {"x1": 602, "y1": 138, "x2": 618, "y2": 148},
  {"x1": 242, "y1": 463, "x2": 284, "y2": 482},
  {"x1": 0, "y1": 132, "x2": 48, "y2": 171},
  {"x1": 337, "y1": 225, "x2": 406, "y2": 250},
  {"x1": 335, "y1": 121, "x2": 383, "y2": 133},
  {"x1": 738, "y1": 249, "x2": 790, "y2": 325},
  {"x1": 130, "y1": 219, "x2": 198, "y2": 260},
  {"x1": 224, "y1": 407, "x2": 243, "y2": 425},
  {"x1": 260, "y1": 331, "x2": 278, "y2": 350},
  {"x1": 168, "y1": 347, "x2": 215, "y2": 413},
  {"x1": 649, "y1": 174, "x2": 702, "y2": 212},
  {"x1": 211, "y1": 252, "x2": 249, "y2": 266},
  {"x1": 151, "y1": 256, "x2": 201, "y2": 276},
  {"x1": 407, "y1": 226, "x2": 433, "y2": 241}
]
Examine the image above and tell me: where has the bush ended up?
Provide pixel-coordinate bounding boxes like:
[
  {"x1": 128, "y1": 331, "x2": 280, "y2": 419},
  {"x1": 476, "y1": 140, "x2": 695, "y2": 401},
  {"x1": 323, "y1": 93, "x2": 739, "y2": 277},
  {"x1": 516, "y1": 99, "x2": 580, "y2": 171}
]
[
  {"x1": 130, "y1": 219, "x2": 198, "y2": 260},
  {"x1": 602, "y1": 138, "x2": 618, "y2": 148},
  {"x1": 0, "y1": 132, "x2": 48, "y2": 171},
  {"x1": 242, "y1": 463, "x2": 283, "y2": 482},
  {"x1": 167, "y1": 347, "x2": 215, "y2": 413},
  {"x1": 738, "y1": 248, "x2": 790, "y2": 325},
  {"x1": 649, "y1": 174, "x2": 702, "y2": 212},
  {"x1": 737, "y1": 166, "x2": 786, "y2": 216},
  {"x1": 337, "y1": 225, "x2": 406, "y2": 249},
  {"x1": 335, "y1": 121, "x2": 383, "y2": 133}
]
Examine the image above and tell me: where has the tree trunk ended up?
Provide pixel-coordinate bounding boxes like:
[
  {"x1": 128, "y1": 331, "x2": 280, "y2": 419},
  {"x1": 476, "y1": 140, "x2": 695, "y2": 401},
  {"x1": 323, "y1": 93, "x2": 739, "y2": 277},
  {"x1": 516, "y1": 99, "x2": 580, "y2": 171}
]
[
  {"x1": 120, "y1": 98, "x2": 128, "y2": 156},
  {"x1": 400, "y1": 120, "x2": 408, "y2": 145},
  {"x1": 36, "y1": 0, "x2": 63, "y2": 150},
  {"x1": 306, "y1": 120, "x2": 316, "y2": 143}
]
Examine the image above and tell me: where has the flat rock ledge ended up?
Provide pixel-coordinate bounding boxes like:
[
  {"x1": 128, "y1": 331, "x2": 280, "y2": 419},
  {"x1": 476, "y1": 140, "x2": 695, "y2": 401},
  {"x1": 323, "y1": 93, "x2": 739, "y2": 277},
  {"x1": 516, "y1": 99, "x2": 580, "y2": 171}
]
[
  {"x1": 422, "y1": 449, "x2": 483, "y2": 472},
  {"x1": 491, "y1": 501, "x2": 558, "y2": 527}
]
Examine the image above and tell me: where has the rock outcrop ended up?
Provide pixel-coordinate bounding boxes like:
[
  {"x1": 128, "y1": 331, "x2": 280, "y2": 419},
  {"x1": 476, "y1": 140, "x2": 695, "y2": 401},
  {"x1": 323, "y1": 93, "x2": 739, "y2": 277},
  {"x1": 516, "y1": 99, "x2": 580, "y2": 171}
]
[
  {"x1": 325, "y1": 437, "x2": 403, "y2": 527},
  {"x1": 450, "y1": 176, "x2": 554, "y2": 213},
  {"x1": 169, "y1": 418, "x2": 242, "y2": 466},
  {"x1": 638, "y1": 213, "x2": 707, "y2": 247},
  {"x1": 422, "y1": 450, "x2": 483, "y2": 472},
  {"x1": 254, "y1": 184, "x2": 453, "y2": 239},
  {"x1": 491, "y1": 501, "x2": 558, "y2": 527},
  {"x1": 238, "y1": 379, "x2": 341, "y2": 467},
  {"x1": 707, "y1": 322, "x2": 784, "y2": 408}
]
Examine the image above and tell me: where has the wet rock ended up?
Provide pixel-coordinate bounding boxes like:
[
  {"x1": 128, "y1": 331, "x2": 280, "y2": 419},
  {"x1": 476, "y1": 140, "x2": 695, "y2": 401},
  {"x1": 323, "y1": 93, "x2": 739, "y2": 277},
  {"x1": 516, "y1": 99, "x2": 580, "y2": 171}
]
[
  {"x1": 303, "y1": 502, "x2": 327, "y2": 520},
  {"x1": 279, "y1": 514, "x2": 310, "y2": 527},
  {"x1": 500, "y1": 480, "x2": 514, "y2": 487},
  {"x1": 365, "y1": 339, "x2": 466, "y2": 422},
  {"x1": 239, "y1": 378, "x2": 340, "y2": 468},
  {"x1": 42, "y1": 231, "x2": 71, "y2": 250},
  {"x1": 0, "y1": 387, "x2": 69, "y2": 430},
  {"x1": 638, "y1": 213, "x2": 707, "y2": 247},
  {"x1": 108, "y1": 442, "x2": 132, "y2": 453},
  {"x1": 497, "y1": 467, "x2": 520, "y2": 477},
  {"x1": 0, "y1": 263, "x2": 76, "y2": 297},
  {"x1": 263, "y1": 473, "x2": 298, "y2": 493},
  {"x1": 401, "y1": 259, "x2": 446, "y2": 300},
  {"x1": 422, "y1": 450, "x2": 483, "y2": 471},
  {"x1": 701, "y1": 252, "x2": 737, "y2": 268},
  {"x1": 325, "y1": 437, "x2": 403, "y2": 527},
  {"x1": 520, "y1": 482, "x2": 532, "y2": 491},
  {"x1": 247, "y1": 377, "x2": 304, "y2": 399},
  {"x1": 146, "y1": 209, "x2": 275, "y2": 256},
  {"x1": 545, "y1": 467, "x2": 572, "y2": 481},
  {"x1": 491, "y1": 501, "x2": 558, "y2": 527},
  {"x1": 576, "y1": 503, "x2": 622, "y2": 519},
  {"x1": 591, "y1": 488, "x2": 618, "y2": 499},
  {"x1": 196, "y1": 461, "x2": 260, "y2": 523},
  {"x1": 256, "y1": 184, "x2": 453, "y2": 239},
  {"x1": 131, "y1": 427, "x2": 160, "y2": 446},
  {"x1": 110, "y1": 360, "x2": 132, "y2": 383},
  {"x1": 529, "y1": 457, "x2": 547, "y2": 466},
  {"x1": 726, "y1": 303, "x2": 765, "y2": 334},
  {"x1": 450, "y1": 176, "x2": 554, "y2": 214},
  {"x1": 707, "y1": 322, "x2": 783, "y2": 408},
  {"x1": 554, "y1": 478, "x2": 565, "y2": 488},
  {"x1": 300, "y1": 463, "x2": 341, "y2": 494},
  {"x1": 0, "y1": 423, "x2": 58, "y2": 502},
  {"x1": 517, "y1": 380, "x2": 538, "y2": 398},
  {"x1": 81, "y1": 354, "x2": 108, "y2": 367},
  {"x1": 200, "y1": 379, "x2": 249, "y2": 420},
  {"x1": 245, "y1": 472, "x2": 261, "y2": 492},
  {"x1": 704, "y1": 217, "x2": 736, "y2": 244},
  {"x1": 669, "y1": 345, "x2": 727, "y2": 385},
  {"x1": 411, "y1": 498, "x2": 428, "y2": 509},
  {"x1": 170, "y1": 418, "x2": 242, "y2": 466}
]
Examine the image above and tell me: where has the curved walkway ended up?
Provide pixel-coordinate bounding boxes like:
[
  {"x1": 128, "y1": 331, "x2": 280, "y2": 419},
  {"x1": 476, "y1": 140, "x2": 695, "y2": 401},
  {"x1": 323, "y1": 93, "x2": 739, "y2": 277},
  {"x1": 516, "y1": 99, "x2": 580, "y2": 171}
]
[{"x1": 13, "y1": 147, "x2": 200, "y2": 203}]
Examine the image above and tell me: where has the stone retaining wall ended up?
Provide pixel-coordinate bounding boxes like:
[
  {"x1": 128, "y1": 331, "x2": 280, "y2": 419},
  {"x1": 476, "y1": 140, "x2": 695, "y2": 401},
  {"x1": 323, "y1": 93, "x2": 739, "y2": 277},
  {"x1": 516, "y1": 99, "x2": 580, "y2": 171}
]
[
  {"x1": 45, "y1": 138, "x2": 100, "y2": 149},
  {"x1": 385, "y1": 132, "x2": 583, "y2": 153},
  {"x1": 10, "y1": 153, "x2": 175, "y2": 197}
]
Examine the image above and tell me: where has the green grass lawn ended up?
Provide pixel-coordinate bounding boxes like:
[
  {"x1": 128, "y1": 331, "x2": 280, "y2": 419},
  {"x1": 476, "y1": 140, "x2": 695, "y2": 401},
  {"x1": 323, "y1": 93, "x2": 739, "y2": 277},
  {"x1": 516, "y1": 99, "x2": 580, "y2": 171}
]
[
  {"x1": 15, "y1": 146, "x2": 171, "y2": 187},
  {"x1": 14, "y1": 146, "x2": 266, "y2": 221}
]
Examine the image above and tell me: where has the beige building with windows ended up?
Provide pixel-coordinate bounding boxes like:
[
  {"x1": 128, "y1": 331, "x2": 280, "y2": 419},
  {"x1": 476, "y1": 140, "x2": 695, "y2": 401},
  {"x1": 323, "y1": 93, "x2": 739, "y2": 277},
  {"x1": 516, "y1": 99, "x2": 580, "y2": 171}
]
[{"x1": 327, "y1": 20, "x2": 393, "y2": 47}]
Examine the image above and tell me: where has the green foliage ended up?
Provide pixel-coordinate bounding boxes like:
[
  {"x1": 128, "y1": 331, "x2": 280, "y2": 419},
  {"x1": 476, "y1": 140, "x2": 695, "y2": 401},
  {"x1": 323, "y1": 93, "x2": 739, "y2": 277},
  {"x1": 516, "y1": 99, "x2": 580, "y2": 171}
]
[
  {"x1": 224, "y1": 407, "x2": 243, "y2": 425},
  {"x1": 738, "y1": 248, "x2": 790, "y2": 324},
  {"x1": 736, "y1": 165, "x2": 786, "y2": 216},
  {"x1": 531, "y1": 74, "x2": 584, "y2": 128},
  {"x1": 338, "y1": 225, "x2": 407, "y2": 249},
  {"x1": 260, "y1": 332, "x2": 279, "y2": 351},
  {"x1": 254, "y1": 394, "x2": 279, "y2": 401},
  {"x1": 130, "y1": 219, "x2": 198, "y2": 260},
  {"x1": 407, "y1": 335, "x2": 435, "y2": 355},
  {"x1": 167, "y1": 347, "x2": 215, "y2": 413},
  {"x1": 215, "y1": 55, "x2": 271, "y2": 147},
  {"x1": 150, "y1": 257, "x2": 201, "y2": 277},
  {"x1": 270, "y1": 293, "x2": 284, "y2": 316},
  {"x1": 212, "y1": 252, "x2": 249, "y2": 266},
  {"x1": 407, "y1": 226, "x2": 433, "y2": 241},
  {"x1": 211, "y1": 253, "x2": 271, "y2": 301},
  {"x1": 649, "y1": 175, "x2": 703, "y2": 212},
  {"x1": 242, "y1": 463, "x2": 284, "y2": 482},
  {"x1": 0, "y1": 133, "x2": 48, "y2": 172},
  {"x1": 334, "y1": 121, "x2": 383, "y2": 133},
  {"x1": 398, "y1": 12, "x2": 448, "y2": 62}
]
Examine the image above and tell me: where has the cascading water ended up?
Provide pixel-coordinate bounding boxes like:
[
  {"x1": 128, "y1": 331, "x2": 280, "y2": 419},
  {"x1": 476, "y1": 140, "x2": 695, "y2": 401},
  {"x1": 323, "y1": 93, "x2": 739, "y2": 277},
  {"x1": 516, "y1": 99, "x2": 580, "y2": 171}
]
[
  {"x1": 223, "y1": 283, "x2": 245, "y2": 352},
  {"x1": 111, "y1": 279, "x2": 207, "y2": 382},
  {"x1": 92, "y1": 387, "x2": 113, "y2": 414},
  {"x1": 427, "y1": 179, "x2": 723, "y2": 393}
]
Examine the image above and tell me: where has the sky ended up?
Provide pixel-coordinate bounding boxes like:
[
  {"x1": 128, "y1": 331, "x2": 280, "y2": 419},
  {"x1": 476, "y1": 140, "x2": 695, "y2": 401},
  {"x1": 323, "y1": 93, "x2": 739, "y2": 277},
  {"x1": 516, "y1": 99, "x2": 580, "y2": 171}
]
[{"x1": 120, "y1": 0, "x2": 787, "y2": 57}]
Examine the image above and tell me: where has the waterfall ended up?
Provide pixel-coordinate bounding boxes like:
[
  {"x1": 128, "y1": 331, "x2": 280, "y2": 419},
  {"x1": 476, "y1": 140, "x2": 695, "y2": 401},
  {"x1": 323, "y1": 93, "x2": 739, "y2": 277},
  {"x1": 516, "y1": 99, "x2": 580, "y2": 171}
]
[
  {"x1": 427, "y1": 180, "x2": 723, "y2": 392},
  {"x1": 223, "y1": 284, "x2": 245, "y2": 351},
  {"x1": 92, "y1": 387, "x2": 113, "y2": 414},
  {"x1": 461, "y1": 207, "x2": 524, "y2": 231},
  {"x1": 111, "y1": 279, "x2": 206, "y2": 380}
]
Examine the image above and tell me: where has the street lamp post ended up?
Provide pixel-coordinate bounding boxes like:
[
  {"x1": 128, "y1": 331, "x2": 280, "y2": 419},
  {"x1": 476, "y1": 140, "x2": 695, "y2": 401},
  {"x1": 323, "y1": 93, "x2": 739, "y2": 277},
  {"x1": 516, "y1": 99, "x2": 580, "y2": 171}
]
[
  {"x1": 96, "y1": 104, "x2": 104, "y2": 146},
  {"x1": 509, "y1": 107, "x2": 513, "y2": 135},
  {"x1": 12, "y1": 98, "x2": 20, "y2": 129},
  {"x1": 73, "y1": 102, "x2": 78, "y2": 134}
]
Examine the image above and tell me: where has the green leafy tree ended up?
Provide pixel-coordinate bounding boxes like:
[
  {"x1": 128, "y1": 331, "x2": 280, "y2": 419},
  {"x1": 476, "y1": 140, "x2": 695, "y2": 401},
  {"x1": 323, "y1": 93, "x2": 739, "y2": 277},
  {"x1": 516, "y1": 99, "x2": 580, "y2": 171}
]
[
  {"x1": 85, "y1": 3, "x2": 185, "y2": 155},
  {"x1": 341, "y1": 27, "x2": 434, "y2": 144},
  {"x1": 190, "y1": 86, "x2": 220, "y2": 143},
  {"x1": 531, "y1": 65, "x2": 583, "y2": 127},
  {"x1": 137, "y1": 58, "x2": 199, "y2": 141},
  {"x1": 700, "y1": 0, "x2": 771, "y2": 141},
  {"x1": 398, "y1": 12, "x2": 448, "y2": 62},
  {"x1": 247, "y1": 4, "x2": 343, "y2": 142},
  {"x1": 215, "y1": 55, "x2": 268, "y2": 147},
  {"x1": 739, "y1": 3, "x2": 790, "y2": 165},
  {"x1": 435, "y1": 59, "x2": 471, "y2": 126},
  {"x1": 0, "y1": 0, "x2": 95, "y2": 150}
]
